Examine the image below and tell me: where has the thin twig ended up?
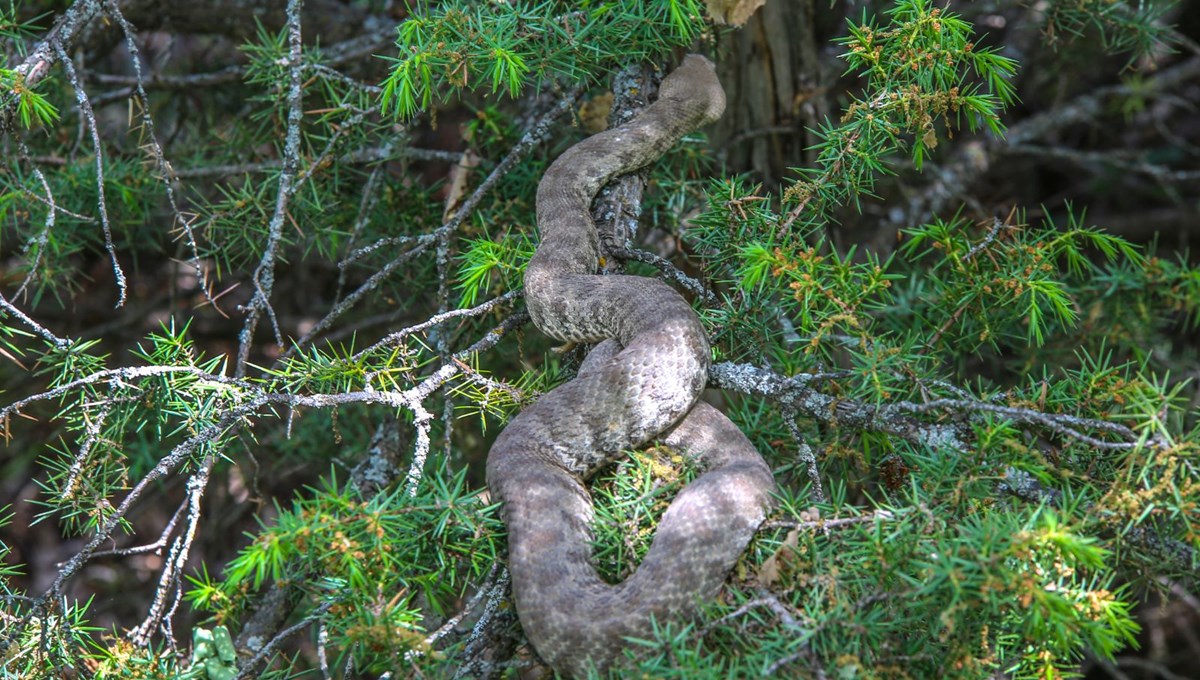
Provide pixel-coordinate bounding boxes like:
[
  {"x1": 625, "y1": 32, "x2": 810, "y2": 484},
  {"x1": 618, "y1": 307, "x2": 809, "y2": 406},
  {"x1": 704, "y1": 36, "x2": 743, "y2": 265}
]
[
  {"x1": 608, "y1": 245, "x2": 715, "y2": 304},
  {"x1": 234, "y1": 600, "x2": 336, "y2": 680},
  {"x1": 421, "y1": 563, "x2": 502, "y2": 649},
  {"x1": 0, "y1": 365, "x2": 249, "y2": 428},
  {"x1": 129, "y1": 453, "x2": 218, "y2": 646},
  {"x1": 0, "y1": 291, "x2": 68, "y2": 348},
  {"x1": 334, "y1": 139, "x2": 398, "y2": 304},
  {"x1": 894, "y1": 397, "x2": 1140, "y2": 450},
  {"x1": 962, "y1": 215, "x2": 1007, "y2": 262},
  {"x1": 452, "y1": 569, "x2": 514, "y2": 680},
  {"x1": 235, "y1": 0, "x2": 306, "y2": 377},
  {"x1": 786, "y1": 418, "x2": 824, "y2": 502},
  {"x1": 103, "y1": 0, "x2": 214, "y2": 307},
  {"x1": 89, "y1": 500, "x2": 188, "y2": 559},
  {"x1": 354, "y1": 290, "x2": 522, "y2": 360},
  {"x1": 54, "y1": 43, "x2": 126, "y2": 306},
  {"x1": 13, "y1": 139, "x2": 61, "y2": 298},
  {"x1": 761, "y1": 509, "x2": 896, "y2": 531}
]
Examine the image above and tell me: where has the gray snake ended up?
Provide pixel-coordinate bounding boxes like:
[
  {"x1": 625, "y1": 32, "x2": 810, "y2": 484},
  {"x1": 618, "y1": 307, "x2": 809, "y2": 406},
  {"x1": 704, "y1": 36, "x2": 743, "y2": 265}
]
[{"x1": 485, "y1": 55, "x2": 776, "y2": 676}]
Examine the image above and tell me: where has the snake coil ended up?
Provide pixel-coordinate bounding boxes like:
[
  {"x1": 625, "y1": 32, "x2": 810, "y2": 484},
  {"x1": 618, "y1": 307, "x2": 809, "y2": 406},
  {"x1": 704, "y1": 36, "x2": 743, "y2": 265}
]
[{"x1": 486, "y1": 55, "x2": 775, "y2": 676}]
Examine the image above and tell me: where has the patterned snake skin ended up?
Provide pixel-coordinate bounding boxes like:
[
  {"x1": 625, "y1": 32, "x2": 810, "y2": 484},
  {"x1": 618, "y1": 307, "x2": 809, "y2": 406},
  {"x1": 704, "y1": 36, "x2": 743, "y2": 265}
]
[{"x1": 485, "y1": 55, "x2": 776, "y2": 676}]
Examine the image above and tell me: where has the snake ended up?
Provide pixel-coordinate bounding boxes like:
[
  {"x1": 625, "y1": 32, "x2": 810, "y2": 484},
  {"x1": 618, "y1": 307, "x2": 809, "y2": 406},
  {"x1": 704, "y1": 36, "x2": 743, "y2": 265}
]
[{"x1": 485, "y1": 55, "x2": 776, "y2": 676}]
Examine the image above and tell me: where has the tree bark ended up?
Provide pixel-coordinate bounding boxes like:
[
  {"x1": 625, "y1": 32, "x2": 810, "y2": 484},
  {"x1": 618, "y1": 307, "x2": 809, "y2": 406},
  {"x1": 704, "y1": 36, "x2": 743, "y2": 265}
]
[{"x1": 714, "y1": 0, "x2": 833, "y2": 187}]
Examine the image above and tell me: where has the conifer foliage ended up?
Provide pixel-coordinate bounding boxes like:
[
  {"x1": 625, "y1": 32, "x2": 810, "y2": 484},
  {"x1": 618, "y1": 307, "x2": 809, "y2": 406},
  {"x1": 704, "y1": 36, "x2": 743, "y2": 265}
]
[{"x1": 1, "y1": 1, "x2": 1198, "y2": 678}]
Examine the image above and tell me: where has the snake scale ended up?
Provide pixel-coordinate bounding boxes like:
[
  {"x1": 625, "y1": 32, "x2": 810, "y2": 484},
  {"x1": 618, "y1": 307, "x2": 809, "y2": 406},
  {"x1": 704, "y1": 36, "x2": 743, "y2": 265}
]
[{"x1": 486, "y1": 55, "x2": 776, "y2": 676}]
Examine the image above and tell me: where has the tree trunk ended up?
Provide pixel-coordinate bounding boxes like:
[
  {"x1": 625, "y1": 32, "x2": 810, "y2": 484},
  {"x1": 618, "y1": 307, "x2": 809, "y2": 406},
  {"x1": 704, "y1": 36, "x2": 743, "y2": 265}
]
[{"x1": 714, "y1": 0, "x2": 834, "y2": 187}]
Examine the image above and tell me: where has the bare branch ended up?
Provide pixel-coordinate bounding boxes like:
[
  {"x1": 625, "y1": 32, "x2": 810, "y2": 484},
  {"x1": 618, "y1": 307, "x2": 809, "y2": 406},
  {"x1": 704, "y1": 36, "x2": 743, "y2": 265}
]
[
  {"x1": 129, "y1": 454, "x2": 218, "y2": 646},
  {"x1": 103, "y1": 0, "x2": 214, "y2": 307},
  {"x1": 234, "y1": 600, "x2": 335, "y2": 680},
  {"x1": 354, "y1": 290, "x2": 522, "y2": 360},
  {"x1": 235, "y1": 0, "x2": 306, "y2": 377},
  {"x1": 54, "y1": 43, "x2": 126, "y2": 306},
  {"x1": 0, "y1": 291, "x2": 68, "y2": 349}
]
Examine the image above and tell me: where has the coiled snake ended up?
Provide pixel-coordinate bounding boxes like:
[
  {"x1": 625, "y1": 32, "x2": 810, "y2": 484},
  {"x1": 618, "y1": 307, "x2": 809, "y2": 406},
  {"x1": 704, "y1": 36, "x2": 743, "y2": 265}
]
[{"x1": 486, "y1": 55, "x2": 776, "y2": 676}]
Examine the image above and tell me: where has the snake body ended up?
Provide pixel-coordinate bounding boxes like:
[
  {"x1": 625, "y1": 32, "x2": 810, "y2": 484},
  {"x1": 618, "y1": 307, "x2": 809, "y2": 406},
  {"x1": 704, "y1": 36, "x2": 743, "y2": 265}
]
[{"x1": 486, "y1": 55, "x2": 775, "y2": 676}]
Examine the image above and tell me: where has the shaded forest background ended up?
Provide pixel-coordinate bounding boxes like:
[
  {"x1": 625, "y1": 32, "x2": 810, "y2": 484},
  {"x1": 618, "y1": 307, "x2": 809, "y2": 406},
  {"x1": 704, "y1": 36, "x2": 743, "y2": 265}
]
[{"x1": 1, "y1": 0, "x2": 1199, "y2": 678}]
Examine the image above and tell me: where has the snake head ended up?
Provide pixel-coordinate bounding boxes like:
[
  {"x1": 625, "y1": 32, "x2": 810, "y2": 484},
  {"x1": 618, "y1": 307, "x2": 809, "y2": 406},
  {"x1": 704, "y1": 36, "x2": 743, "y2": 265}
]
[{"x1": 659, "y1": 54, "x2": 726, "y2": 126}]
